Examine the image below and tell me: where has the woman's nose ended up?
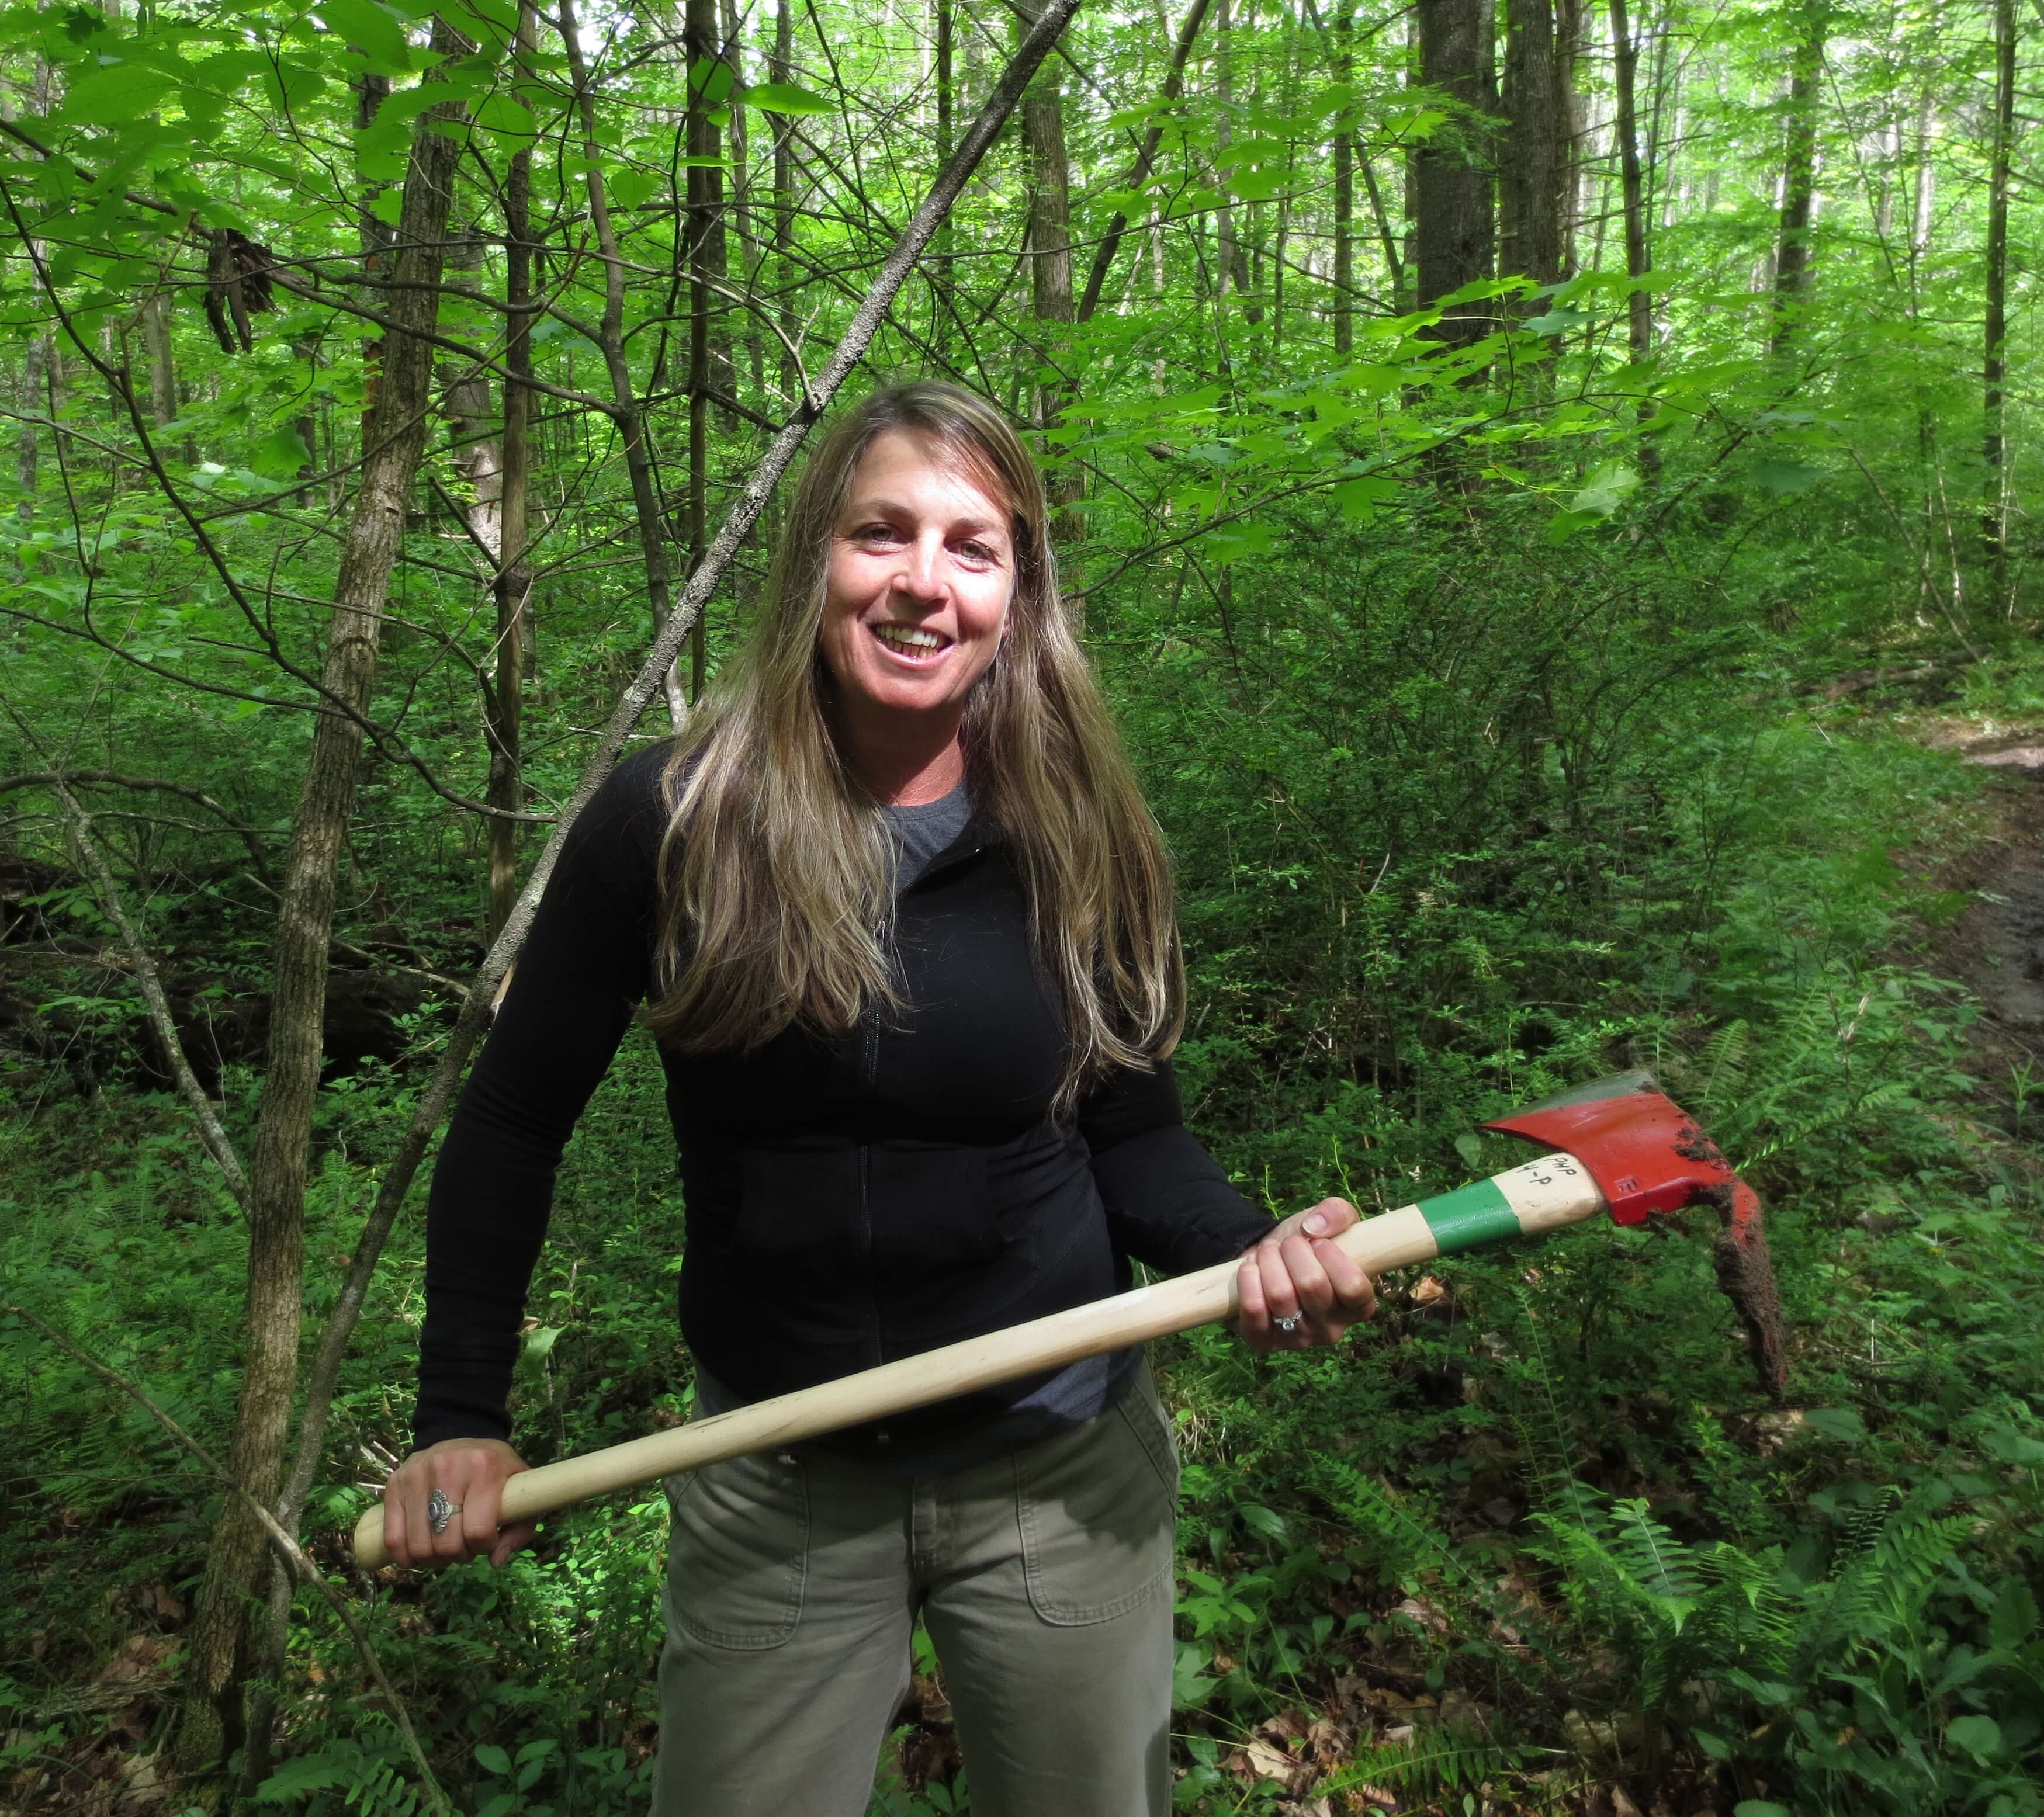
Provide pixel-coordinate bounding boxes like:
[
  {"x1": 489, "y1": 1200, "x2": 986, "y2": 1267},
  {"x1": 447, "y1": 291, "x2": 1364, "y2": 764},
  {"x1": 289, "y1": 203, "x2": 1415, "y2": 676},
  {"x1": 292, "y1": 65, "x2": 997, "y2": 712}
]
[{"x1": 891, "y1": 535, "x2": 945, "y2": 600}]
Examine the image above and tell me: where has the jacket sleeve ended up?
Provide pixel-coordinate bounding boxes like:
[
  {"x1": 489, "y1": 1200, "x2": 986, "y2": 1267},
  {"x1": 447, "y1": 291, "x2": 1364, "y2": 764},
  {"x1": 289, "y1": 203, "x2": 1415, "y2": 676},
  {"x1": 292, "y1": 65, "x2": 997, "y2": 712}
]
[
  {"x1": 411, "y1": 748, "x2": 668, "y2": 1450},
  {"x1": 1078, "y1": 1057, "x2": 1273, "y2": 1276}
]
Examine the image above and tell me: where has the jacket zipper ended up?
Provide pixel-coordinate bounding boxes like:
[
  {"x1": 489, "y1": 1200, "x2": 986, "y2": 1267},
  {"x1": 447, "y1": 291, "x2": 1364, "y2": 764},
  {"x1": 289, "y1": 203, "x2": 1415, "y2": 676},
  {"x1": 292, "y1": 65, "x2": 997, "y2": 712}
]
[{"x1": 858, "y1": 945, "x2": 884, "y2": 1391}]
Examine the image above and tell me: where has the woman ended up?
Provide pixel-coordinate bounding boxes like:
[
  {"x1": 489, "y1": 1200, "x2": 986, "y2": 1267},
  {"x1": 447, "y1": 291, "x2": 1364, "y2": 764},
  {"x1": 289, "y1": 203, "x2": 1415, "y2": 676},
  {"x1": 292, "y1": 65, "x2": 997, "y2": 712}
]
[{"x1": 383, "y1": 382, "x2": 1376, "y2": 1817}]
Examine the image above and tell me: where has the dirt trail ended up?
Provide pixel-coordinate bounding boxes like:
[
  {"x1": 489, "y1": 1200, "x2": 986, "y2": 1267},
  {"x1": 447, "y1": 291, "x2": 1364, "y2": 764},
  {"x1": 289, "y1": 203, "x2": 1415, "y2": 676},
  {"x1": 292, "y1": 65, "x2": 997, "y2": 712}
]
[{"x1": 1916, "y1": 731, "x2": 2044, "y2": 1071}]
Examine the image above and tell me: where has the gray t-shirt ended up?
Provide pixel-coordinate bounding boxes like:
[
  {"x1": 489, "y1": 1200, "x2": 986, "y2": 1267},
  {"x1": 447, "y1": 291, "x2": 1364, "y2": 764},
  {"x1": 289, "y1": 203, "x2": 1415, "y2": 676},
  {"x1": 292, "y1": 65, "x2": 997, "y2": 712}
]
[
  {"x1": 696, "y1": 779, "x2": 1141, "y2": 1471},
  {"x1": 880, "y1": 781, "x2": 975, "y2": 888}
]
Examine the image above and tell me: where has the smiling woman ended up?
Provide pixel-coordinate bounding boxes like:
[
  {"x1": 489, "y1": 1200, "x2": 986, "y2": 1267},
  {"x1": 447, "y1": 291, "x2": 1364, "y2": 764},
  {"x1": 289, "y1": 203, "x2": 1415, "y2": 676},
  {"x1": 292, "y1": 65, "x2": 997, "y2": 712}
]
[{"x1": 379, "y1": 383, "x2": 1376, "y2": 1817}]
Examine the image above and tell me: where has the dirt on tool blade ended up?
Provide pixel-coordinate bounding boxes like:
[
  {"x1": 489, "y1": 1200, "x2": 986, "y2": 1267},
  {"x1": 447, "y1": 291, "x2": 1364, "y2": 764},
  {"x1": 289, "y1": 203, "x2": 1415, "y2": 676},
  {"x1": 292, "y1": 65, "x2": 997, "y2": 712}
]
[{"x1": 1695, "y1": 1180, "x2": 1790, "y2": 1403}]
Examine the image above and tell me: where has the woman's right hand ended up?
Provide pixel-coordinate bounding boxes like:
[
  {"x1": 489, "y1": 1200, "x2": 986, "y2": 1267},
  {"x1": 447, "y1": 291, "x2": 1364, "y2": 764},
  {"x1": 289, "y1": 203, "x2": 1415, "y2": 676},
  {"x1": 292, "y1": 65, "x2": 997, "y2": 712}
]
[{"x1": 380, "y1": 1437, "x2": 536, "y2": 1570}]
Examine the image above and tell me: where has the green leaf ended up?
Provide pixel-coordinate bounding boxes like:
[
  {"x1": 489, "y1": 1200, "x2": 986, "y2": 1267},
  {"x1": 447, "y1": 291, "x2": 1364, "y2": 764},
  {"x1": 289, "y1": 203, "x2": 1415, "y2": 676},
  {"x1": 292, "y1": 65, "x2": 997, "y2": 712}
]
[
  {"x1": 60, "y1": 60, "x2": 176, "y2": 122},
  {"x1": 605, "y1": 165, "x2": 659, "y2": 211},
  {"x1": 474, "y1": 1743, "x2": 513, "y2": 1777},
  {"x1": 1802, "y1": 1407, "x2": 1866, "y2": 1443},
  {"x1": 1333, "y1": 475, "x2": 1398, "y2": 519},
  {"x1": 1568, "y1": 462, "x2": 1640, "y2": 519},
  {"x1": 316, "y1": 0, "x2": 414, "y2": 74},
  {"x1": 1989, "y1": 1578, "x2": 2039, "y2": 1649},
  {"x1": 1238, "y1": 1503, "x2": 1287, "y2": 1542},
  {"x1": 1945, "y1": 1714, "x2": 2001, "y2": 1762},
  {"x1": 257, "y1": 1754, "x2": 352, "y2": 1802},
  {"x1": 1453, "y1": 1132, "x2": 1484, "y2": 1170},
  {"x1": 1752, "y1": 459, "x2": 1823, "y2": 496},
  {"x1": 742, "y1": 81, "x2": 833, "y2": 115},
  {"x1": 1733, "y1": 1805, "x2": 1792, "y2": 1817},
  {"x1": 250, "y1": 427, "x2": 310, "y2": 480},
  {"x1": 470, "y1": 89, "x2": 536, "y2": 148}
]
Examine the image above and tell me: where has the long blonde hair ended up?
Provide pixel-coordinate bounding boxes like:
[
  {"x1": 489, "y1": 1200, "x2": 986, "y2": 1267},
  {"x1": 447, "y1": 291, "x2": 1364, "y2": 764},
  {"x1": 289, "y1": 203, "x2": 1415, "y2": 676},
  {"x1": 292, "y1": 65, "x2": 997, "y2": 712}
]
[{"x1": 645, "y1": 382, "x2": 1182, "y2": 1114}]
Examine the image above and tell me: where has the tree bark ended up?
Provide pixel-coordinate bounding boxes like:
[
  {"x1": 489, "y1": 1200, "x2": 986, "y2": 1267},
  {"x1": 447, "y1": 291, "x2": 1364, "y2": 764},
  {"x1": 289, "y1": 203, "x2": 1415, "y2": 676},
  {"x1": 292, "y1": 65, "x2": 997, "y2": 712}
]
[
  {"x1": 16, "y1": 334, "x2": 43, "y2": 519},
  {"x1": 1502, "y1": 0, "x2": 1565, "y2": 285},
  {"x1": 1606, "y1": 0, "x2": 1657, "y2": 473},
  {"x1": 139, "y1": 293, "x2": 178, "y2": 430},
  {"x1": 174, "y1": 35, "x2": 469, "y2": 1781},
  {"x1": 685, "y1": 0, "x2": 732, "y2": 696},
  {"x1": 1982, "y1": 0, "x2": 2012, "y2": 603},
  {"x1": 489, "y1": 6, "x2": 537, "y2": 942},
  {"x1": 1018, "y1": 0, "x2": 1081, "y2": 576},
  {"x1": 1556, "y1": 0, "x2": 1585, "y2": 274},
  {"x1": 772, "y1": 0, "x2": 799, "y2": 407},
  {"x1": 1766, "y1": 5, "x2": 1824, "y2": 359},
  {"x1": 1333, "y1": 5, "x2": 1354, "y2": 353},
  {"x1": 1414, "y1": 0, "x2": 1496, "y2": 351}
]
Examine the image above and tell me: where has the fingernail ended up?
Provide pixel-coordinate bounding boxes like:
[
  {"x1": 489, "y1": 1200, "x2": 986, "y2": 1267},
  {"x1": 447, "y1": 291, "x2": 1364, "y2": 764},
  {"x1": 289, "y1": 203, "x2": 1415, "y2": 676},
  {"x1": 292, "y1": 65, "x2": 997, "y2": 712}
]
[{"x1": 1304, "y1": 1214, "x2": 1325, "y2": 1235}]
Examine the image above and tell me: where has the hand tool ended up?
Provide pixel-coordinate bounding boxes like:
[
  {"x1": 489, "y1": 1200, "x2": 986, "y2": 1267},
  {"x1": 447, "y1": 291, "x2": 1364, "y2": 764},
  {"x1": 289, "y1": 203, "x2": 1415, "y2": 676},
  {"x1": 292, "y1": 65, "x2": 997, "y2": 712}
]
[{"x1": 353, "y1": 1069, "x2": 1785, "y2": 1568}]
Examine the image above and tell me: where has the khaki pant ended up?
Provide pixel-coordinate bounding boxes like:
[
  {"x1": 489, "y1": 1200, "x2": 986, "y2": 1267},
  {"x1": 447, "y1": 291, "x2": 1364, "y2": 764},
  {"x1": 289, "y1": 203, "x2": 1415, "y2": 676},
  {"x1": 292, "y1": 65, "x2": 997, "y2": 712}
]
[{"x1": 649, "y1": 1367, "x2": 1178, "y2": 1817}]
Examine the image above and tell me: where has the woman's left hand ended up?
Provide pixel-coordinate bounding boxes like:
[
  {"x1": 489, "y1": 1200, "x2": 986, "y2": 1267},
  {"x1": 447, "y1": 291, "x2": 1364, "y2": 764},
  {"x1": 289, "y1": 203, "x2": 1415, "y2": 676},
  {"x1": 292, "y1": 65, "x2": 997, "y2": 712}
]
[{"x1": 1235, "y1": 1198, "x2": 1378, "y2": 1352}]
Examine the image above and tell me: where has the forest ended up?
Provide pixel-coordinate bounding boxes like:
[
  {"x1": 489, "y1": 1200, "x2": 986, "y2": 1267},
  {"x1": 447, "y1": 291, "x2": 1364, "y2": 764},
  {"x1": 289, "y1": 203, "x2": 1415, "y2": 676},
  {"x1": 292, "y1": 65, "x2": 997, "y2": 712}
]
[{"x1": 0, "y1": 0, "x2": 2037, "y2": 1808}]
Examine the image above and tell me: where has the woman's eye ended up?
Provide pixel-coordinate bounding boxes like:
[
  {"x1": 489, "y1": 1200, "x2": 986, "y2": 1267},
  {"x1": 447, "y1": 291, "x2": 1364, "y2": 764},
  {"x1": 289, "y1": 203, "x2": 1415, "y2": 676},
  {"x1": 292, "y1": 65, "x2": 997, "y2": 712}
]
[{"x1": 958, "y1": 541, "x2": 1000, "y2": 564}]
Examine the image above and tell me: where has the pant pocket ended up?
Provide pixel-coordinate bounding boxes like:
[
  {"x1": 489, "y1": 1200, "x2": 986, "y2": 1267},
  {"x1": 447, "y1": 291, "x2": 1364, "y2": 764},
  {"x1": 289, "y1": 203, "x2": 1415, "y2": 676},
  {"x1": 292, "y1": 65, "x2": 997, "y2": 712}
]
[
  {"x1": 665, "y1": 1451, "x2": 809, "y2": 1650},
  {"x1": 1015, "y1": 1376, "x2": 1177, "y2": 1628}
]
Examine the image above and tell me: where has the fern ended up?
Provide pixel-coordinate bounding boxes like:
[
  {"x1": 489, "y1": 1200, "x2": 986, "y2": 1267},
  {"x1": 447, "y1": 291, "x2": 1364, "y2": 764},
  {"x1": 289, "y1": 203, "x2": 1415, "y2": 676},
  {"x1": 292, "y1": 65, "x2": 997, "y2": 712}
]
[{"x1": 1318, "y1": 1734, "x2": 1527, "y2": 1804}]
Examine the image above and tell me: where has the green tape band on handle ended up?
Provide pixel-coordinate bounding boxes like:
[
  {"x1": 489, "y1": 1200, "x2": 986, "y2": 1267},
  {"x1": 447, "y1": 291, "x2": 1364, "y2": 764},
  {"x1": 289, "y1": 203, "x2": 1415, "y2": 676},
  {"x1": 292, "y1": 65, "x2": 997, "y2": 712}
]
[{"x1": 1418, "y1": 1177, "x2": 1522, "y2": 1256}]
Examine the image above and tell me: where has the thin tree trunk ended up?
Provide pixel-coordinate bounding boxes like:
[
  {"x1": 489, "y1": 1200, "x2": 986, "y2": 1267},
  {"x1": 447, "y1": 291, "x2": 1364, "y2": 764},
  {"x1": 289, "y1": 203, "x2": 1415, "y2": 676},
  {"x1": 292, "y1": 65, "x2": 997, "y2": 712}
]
[
  {"x1": 1557, "y1": 0, "x2": 1586, "y2": 273},
  {"x1": 685, "y1": 0, "x2": 732, "y2": 696},
  {"x1": 1414, "y1": 0, "x2": 1496, "y2": 352},
  {"x1": 725, "y1": 0, "x2": 763, "y2": 400},
  {"x1": 772, "y1": 0, "x2": 799, "y2": 406},
  {"x1": 1766, "y1": 5, "x2": 1823, "y2": 359},
  {"x1": 174, "y1": 40, "x2": 469, "y2": 1781},
  {"x1": 936, "y1": 0, "x2": 955, "y2": 324},
  {"x1": 140, "y1": 293, "x2": 178, "y2": 430},
  {"x1": 1360, "y1": 154, "x2": 1404, "y2": 305},
  {"x1": 1076, "y1": 0, "x2": 1212, "y2": 323},
  {"x1": 560, "y1": 0, "x2": 692, "y2": 727},
  {"x1": 1018, "y1": 0, "x2": 1081, "y2": 578},
  {"x1": 1982, "y1": 0, "x2": 2012, "y2": 604},
  {"x1": 17, "y1": 334, "x2": 44, "y2": 519},
  {"x1": 1333, "y1": 5, "x2": 1354, "y2": 353},
  {"x1": 489, "y1": 8, "x2": 536, "y2": 942},
  {"x1": 1608, "y1": 0, "x2": 1650, "y2": 356}
]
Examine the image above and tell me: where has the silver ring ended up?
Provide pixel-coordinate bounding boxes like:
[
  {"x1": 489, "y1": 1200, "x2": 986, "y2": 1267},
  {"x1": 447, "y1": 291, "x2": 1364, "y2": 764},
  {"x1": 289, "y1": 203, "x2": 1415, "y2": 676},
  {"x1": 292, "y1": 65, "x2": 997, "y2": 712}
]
[
  {"x1": 1274, "y1": 1313, "x2": 1302, "y2": 1333},
  {"x1": 427, "y1": 1489, "x2": 461, "y2": 1535}
]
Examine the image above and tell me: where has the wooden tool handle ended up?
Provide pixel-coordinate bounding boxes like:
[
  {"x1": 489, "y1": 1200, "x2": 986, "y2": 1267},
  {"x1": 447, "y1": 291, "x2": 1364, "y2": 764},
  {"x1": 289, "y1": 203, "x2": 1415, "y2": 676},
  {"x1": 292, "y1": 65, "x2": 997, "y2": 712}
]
[{"x1": 352, "y1": 1155, "x2": 1604, "y2": 1568}]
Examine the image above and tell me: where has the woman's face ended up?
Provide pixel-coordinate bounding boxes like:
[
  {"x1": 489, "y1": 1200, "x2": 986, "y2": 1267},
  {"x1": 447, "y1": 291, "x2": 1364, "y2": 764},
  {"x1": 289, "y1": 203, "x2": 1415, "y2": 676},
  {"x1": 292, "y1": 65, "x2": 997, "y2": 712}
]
[{"x1": 819, "y1": 429, "x2": 1016, "y2": 735}]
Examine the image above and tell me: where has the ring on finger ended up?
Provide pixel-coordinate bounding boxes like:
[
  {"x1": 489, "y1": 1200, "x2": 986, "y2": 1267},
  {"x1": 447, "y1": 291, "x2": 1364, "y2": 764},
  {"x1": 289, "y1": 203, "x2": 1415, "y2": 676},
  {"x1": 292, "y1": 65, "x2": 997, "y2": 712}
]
[
  {"x1": 1274, "y1": 1312, "x2": 1302, "y2": 1333},
  {"x1": 427, "y1": 1489, "x2": 462, "y2": 1536}
]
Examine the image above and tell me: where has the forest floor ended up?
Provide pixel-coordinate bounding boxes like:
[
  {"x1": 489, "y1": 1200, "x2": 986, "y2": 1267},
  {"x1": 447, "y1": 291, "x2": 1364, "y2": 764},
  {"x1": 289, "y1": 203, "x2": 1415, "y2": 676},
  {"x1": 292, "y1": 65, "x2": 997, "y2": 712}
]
[{"x1": 4, "y1": 660, "x2": 2043, "y2": 1817}]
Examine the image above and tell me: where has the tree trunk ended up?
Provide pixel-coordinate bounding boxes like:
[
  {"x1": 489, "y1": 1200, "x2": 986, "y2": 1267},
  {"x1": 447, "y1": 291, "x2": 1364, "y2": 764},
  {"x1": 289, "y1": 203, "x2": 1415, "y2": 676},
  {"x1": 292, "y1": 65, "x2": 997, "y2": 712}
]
[
  {"x1": 772, "y1": 0, "x2": 799, "y2": 407},
  {"x1": 1982, "y1": 0, "x2": 2011, "y2": 604},
  {"x1": 1211, "y1": 0, "x2": 1255, "y2": 314},
  {"x1": 686, "y1": 0, "x2": 732, "y2": 696},
  {"x1": 1766, "y1": 5, "x2": 1823, "y2": 359},
  {"x1": 936, "y1": 0, "x2": 955, "y2": 323},
  {"x1": 1414, "y1": 0, "x2": 1496, "y2": 351},
  {"x1": 1557, "y1": 0, "x2": 1586, "y2": 273},
  {"x1": 1606, "y1": 0, "x2": 1657, "y2": 473},
  {"x1": 561, "y1": 0, "x2": 693, "y2": 726},
  {"x1": 354, "y1": 74, "x2": 394, "y2": 443},
  {"x1": 489, "y1": 7, "x2": 537, "y2": 942},
  {"x1": 724, "y1": 0, "x2": 763, "y2": 400},
  {"x1": 140, "y1": 293, "x2": 178, "y2": 431},
  {"x1": 1333, "y1": 5, "x2": 1354, "y2": 353},
  {"x1": 1502, "y1": 0, "x2": 1565, "y2": 285},
  {"x1": 1076, "y1": 0, "x2": 1211, "y2": 324},
  {"x1": 17, "y1": 334, "x2": 43, "y2": 520},
  {"x1": 1018, "y1": 0, "x2": 1081, "y2": 575},
  {"x1": 174, "y1": 39, "x2": 469, "y2": 1783}
]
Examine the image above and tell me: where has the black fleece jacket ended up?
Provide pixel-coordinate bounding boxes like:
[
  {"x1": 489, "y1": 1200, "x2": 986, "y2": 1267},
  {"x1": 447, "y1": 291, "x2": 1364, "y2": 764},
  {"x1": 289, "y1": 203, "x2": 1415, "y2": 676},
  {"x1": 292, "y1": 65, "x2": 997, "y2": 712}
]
[{"x1": 414, "y1": 741, "x2": 1273, "y2": 1454}]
